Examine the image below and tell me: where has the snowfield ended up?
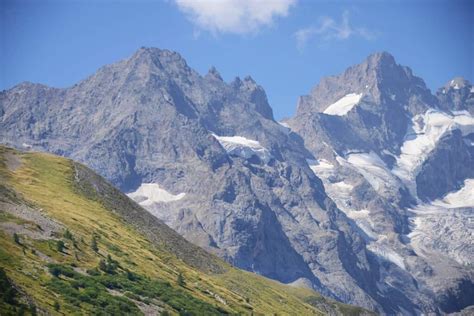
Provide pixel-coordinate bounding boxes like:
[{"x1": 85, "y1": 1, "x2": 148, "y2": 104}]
[
  {"x1": 213, "y1": 134, "x2": 272, "y2": 163},
  {"x1": 393, "y1": 110, "x2": 474, "y2": 197},
  {"x1": 367, "y1": 241, "x2": 407, "y2": 270},
  {"x1": 306, "y1": 158, "x2": 335, "y2": 175},
  {"x1": 408, "y1": 179, "x2": 474, "y2": 266},
  {"x1": 307, "y1": 150, "x2": 474, "y2": 271},
  {"x1": 306, "y1": 159, "x2": 378, "y2": 240},
  {"x1": 323, "y1": 93, "x2": 363, "y2": 116},
  {"x1": 339, "y1": 151, "x2": 401, "y2": 195},
  {"x1": 127, "y1": 183, "x2": 186, "y2": 205}
]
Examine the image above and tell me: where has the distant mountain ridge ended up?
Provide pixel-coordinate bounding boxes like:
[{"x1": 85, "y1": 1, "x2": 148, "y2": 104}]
[{"x1": 1, "y1": 47, "x2": 473, "y2": 314}]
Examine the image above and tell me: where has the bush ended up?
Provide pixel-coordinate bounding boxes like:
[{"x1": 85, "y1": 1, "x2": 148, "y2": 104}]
[
  {"x1": 0, "y1": 268, "x2": 16, "y2": 304},
  {"x1": 98, "y1": 255, "x2": 119, "y2": 274},
  {"x1": 91, "y1": 236, "x2": 98, "y2": 252},
  {"x1": 48, "y1": 264, "x2": 75, "y2": 278},
  {"x1": 99, "y1": 259, "x2": 107, "y2": 272},
  {"x1": 177, "y1": 273, "x2": 185, "y2": 287},
  {"x1": 64, "y1": 229, "x2": 74, "y2": 240},
  {"x1": 126, "y1": 270, "x2": 139, "y2": 281},
  {"x1": 13, "y1": 233, "x2": 21, "y2": 245},
  {"x1": 29, "y1": 303, "x2": 37, "y2": 316},
  {"x1": 56, "y1": 240, "x2": 65, "y2": 252},
  {"x1": 86, "y1": 268, "x2": 101, "y2": 276},
  {"x1": 49, "y1": 266, "x2": 61, "y2": 278}
]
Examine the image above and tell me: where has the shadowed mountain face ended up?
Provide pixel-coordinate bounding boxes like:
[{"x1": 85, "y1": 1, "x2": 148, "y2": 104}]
[{"x1": 1, "y1": 47, "x2": 473, "y2": 314}]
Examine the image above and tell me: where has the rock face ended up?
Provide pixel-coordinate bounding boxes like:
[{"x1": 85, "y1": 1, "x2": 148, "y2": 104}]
[
  {"x1": 1, "y1": 48, "x2": 473, "y2": 314},
  {"x1": 288, "y1": 52, "x2": 474, "y2": 314},
  {"x1": 437, "y1": 77, "x2": 474, "y2": 114}
]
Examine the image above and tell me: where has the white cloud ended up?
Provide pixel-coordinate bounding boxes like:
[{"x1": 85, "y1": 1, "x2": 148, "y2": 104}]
[
  {"x1": 174, "y1": 0, "x2": 296, "y2": 35},
  {"x1": 295, "y1": 10, "x2": 377, "y2": 50}
]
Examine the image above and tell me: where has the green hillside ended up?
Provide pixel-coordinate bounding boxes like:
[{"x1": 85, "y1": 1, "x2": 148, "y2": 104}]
[{"x1": 0, "y1": 146, "x2": 370, "y2": 315}]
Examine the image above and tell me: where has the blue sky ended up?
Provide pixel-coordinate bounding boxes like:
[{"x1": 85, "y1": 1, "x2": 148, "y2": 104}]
[{"x1": 1, "y1": 0, "x2": 472, "y2": 119}]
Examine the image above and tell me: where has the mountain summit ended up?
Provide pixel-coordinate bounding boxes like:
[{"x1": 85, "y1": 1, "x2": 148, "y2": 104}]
[{"x1": 296, "y1": 51, "x2": 437, "y2": 118}]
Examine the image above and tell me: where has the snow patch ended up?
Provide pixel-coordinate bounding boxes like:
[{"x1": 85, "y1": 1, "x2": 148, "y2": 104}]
[
  {"x1": 213, "y1": 134, "x2": 272, "y2": 163},
  {"x1": 434, "y1": 179, "x2": 474, "y2": 209},
  {"x1": 393, "y1": 110, "x2": 474, "y2": 197},
  {"x1": 128, "y1": 183, "x2": 185, "y2": 205},
  {"x1": 333, "y1": 181, "x2": 354, "y2": 191},
  {"x1": 345, "y1": 209, "x2": 379, "y2": 240},
  {"x1": 408, "y1": 179, "x2": 474, "y2": 266},
  {"x1": 306, "y1": 158, "x2": 334, "y2": 174},
  {"x1": 323, "y1": 93, "x2": 363, "y2": 116},
  {"x1": 367, "y1": 241, "x2": 406, "y2": 270},
  {"x1": 340, "y1": 151, "x2": 400, "y2": 194},
  {"x1": 306, "y1": 158, "x2": 380, "y2": 240}
]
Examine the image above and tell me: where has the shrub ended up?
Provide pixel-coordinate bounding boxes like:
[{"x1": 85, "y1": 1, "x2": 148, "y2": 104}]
[
  {"x1": 99, "y1": 259, "x2": 107, "y2": 272},
  {"x1": 49, "y1": 266, "x2": 61, "y2": 278},
  {"x1": 177, "y1": 273, "x2": 185, "y2": 287},
  {"x1": 0, "y1": 268, "x2": 16, "y2": 304},
  {"x1": 56, "y1": 240, "x2": 65, "y2": 252},
  {"x1": 126, "y1": 270, "x2": 138, "y2": 281},
  {"x1": 91, "y1": 236, "x2": 98, "y2": 252},
  {"x1": 63, "y1": 229, "x2": 74, "y2": 240},
  {"x1": 13, "y1": 233, "x2": 21, "y2": 245},
  {"x1": 86, "y1": 268, "x2": 101, "y2": 276}
]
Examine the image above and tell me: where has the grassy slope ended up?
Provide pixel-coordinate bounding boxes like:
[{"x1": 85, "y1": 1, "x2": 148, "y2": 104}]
[{"x1": 0, "y1": 146, "x2": 370, "y2": 315}]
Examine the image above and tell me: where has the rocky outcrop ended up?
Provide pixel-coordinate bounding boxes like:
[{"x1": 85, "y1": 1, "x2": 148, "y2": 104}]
[{"x1": 437, "y1": 77, "x2": 474, "y2": 114}]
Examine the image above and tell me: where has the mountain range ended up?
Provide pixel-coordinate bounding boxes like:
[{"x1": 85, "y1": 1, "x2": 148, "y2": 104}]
[{"x1": 1, "y1": 47, "x2": 473, "y2": 314}]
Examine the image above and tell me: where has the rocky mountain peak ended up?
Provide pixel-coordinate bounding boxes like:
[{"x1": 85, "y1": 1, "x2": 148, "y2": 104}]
[
  {"x1": 437, "y1": 77, "x2": 474, "y2": 114},
  {"x1": 241, "y1": 76, "x2": 260, "y2": 91},
  {"x1": 365, "y1": 51, "x2": 397, "y2": 69},
  {"x1": 235, "y1": 76, "x2": 273, "y2": 120},
  {"x1": 125, "y1": 46, "x2": 193, "y2": 80},
  {"x1": 243, "y1": 75, "x2": 256, "y2": 83},
  {"x1": 358, "y1": 51, "x2": 424, "y2": 91},
  {"x1": 205, "y1": 66, "x2": 223, "y2": 81},
  {"x1": 133, "y1": 46, "x2": 186, "y2": 64},
  {"x1": 231, "y1": 76, "x2": 243, "y2": 88},
  {"x1": 296, "y1": 51, "x2": 435, "y2": 116},
  {"x1": 443, "y1": 77, "x2": 471, "y2": 90}
]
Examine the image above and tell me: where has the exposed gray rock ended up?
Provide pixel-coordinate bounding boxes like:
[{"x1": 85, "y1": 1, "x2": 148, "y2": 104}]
[
  {"x1": 289, "y1": 52, "x2": 474, "y2": 314},
  {"x1": 416, "y1": 129, "x2": 474, "y2": 201},
  {"x1": 437, "y1": 77, "x2": 474, "y2": 114}
]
